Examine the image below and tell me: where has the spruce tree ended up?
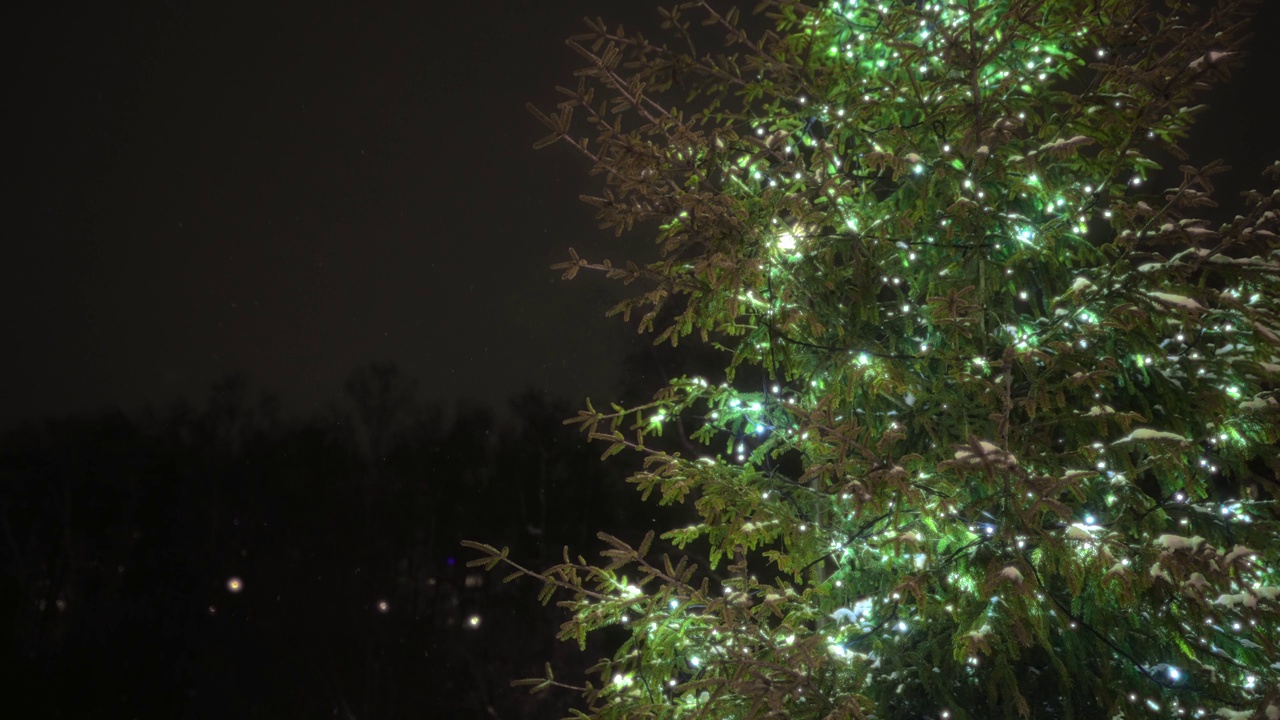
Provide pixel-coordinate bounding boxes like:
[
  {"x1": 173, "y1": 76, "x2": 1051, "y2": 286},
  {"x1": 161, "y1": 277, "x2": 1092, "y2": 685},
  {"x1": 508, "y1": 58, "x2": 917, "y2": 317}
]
[{"x1": 467, "y1": 1, "x2": 1280, "y2": 717}]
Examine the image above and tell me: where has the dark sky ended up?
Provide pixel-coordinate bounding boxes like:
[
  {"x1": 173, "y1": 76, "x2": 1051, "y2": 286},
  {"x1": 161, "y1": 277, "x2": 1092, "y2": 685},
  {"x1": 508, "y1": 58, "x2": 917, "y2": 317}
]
[{"x1": 8, "y1": 1, "x2": 1279, "y2": 429}]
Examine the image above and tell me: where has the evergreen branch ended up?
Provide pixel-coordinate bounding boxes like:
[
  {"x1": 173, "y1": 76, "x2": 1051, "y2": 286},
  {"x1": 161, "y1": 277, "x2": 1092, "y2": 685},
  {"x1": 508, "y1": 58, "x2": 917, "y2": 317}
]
[
  {"x1": 1027, "y1": 562, "x2": 1245, "y2": 709},
  {"x1": 796, "y1": 510, "x2": 894, "y2": 578},
  {"x1": 765, "y1": 318, "x2": 919, "y2": 361}
]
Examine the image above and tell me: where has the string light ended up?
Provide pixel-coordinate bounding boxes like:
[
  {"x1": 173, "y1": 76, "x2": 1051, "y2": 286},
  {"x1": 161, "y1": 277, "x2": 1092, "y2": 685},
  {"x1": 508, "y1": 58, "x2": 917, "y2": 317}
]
[{"x1": 512, "y1": 0, "x2": 1280, "y2": 716}]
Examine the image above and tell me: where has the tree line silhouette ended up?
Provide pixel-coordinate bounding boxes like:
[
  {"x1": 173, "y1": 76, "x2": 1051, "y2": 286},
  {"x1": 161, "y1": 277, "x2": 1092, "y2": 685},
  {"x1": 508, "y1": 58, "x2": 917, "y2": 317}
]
[{"x1": 1, "y1": 362, "x2": 682, "y2": 719}]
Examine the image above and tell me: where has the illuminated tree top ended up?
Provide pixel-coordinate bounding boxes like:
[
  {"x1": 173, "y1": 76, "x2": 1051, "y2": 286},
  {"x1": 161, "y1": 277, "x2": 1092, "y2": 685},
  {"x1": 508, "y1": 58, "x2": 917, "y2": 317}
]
[{"x1": 471, "y1": 1, "x2": 1280, "y2": 717}]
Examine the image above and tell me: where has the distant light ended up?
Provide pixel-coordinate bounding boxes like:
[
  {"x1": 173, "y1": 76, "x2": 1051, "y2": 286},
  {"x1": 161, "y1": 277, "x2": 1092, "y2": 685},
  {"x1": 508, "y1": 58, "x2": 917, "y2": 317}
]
[
  {"x1": 377, "y1": 600, "x2": 390, "y2": 613},
  {"x1": 227, "y1": 577, "x2": 243, "y2": 593},
  {"x1": 467, "y1": 614, "x2": 481, "y2": 628}
]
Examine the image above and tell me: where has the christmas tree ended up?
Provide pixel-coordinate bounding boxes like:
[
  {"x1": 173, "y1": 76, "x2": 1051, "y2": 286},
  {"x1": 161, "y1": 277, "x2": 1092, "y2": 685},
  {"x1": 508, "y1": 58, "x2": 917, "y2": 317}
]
[{"x1": 467, "y1": 1, "x2": 1280, "y2": 717}]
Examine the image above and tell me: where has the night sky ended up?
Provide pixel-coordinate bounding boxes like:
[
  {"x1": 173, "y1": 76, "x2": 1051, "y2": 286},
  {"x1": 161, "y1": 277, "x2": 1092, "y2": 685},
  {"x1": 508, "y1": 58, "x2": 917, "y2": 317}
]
[{"x1": 8, "y1": 0, "x2": 1280, "y2": 429}]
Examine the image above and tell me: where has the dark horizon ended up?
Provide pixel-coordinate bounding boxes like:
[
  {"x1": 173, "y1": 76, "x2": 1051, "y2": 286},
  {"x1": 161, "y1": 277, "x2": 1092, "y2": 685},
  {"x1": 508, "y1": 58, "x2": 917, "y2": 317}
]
[{"x1": 1, "y1": 358, "x2": 679, "y2": 719}]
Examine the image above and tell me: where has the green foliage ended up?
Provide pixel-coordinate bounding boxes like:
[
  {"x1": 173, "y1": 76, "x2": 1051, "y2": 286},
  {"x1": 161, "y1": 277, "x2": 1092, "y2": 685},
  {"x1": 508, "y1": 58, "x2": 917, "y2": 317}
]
[{"x1": 475, "y1": 1, "x2": 1280, "y2": 717}]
